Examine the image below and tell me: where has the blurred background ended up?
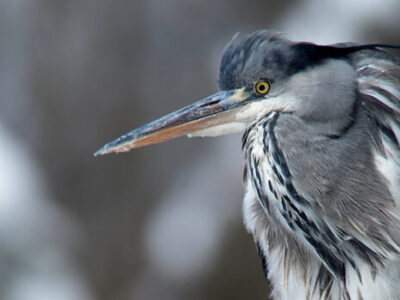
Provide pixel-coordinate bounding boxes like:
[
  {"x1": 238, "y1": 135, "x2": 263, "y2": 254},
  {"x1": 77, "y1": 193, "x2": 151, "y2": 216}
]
[{"x1": 0, "y1": 0, "x2": 399, "y2": 299}]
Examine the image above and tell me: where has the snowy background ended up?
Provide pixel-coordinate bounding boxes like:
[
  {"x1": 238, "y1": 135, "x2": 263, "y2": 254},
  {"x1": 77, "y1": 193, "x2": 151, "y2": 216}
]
[{"x1": 1, "y1": 0, "x2": 399, "y2": 299}]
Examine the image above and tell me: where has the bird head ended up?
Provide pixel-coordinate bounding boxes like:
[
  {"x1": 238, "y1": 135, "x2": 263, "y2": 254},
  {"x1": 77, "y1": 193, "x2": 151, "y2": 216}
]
[{"x1": 95, "y1": 30, "x2": 391, "y2": 155}]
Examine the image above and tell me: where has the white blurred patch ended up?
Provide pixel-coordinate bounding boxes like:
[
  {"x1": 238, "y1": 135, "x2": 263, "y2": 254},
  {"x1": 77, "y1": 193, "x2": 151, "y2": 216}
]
[
  {"x1": 0, "y1": 123, "x2": 92, "y2": 300},
  {"x1": 144, "y1": 136, "x2": 243, "y2": 280},
  {"x1": 280, "y1": 0, "x2": 400, "y2": 43},
  {"x1": 6, "y1": 268, "x2": 91, "y2": 300}
]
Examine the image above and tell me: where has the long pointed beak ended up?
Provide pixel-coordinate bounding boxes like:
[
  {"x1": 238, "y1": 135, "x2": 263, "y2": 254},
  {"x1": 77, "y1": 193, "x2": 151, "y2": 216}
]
[{"x1": 94, "y1": 88, "x2": 250, "y2": 156}]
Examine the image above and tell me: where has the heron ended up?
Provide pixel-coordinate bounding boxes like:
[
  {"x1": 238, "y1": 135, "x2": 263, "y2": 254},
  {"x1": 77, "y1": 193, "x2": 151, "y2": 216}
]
[{"x1": 95, "y1": 30, "x2": 400, "y2": 300}]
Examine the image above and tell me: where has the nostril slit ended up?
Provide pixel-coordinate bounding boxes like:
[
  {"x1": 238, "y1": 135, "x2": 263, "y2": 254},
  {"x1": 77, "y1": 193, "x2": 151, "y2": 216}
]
[{"x1": 199, "y1": 100, "x2": 220, "y2": 107}]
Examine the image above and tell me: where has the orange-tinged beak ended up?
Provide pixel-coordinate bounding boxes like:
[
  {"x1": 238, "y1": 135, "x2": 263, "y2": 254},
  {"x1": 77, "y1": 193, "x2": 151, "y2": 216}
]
[{"x1": 94, "y1": 88, "x2": 250, "y2": 156}]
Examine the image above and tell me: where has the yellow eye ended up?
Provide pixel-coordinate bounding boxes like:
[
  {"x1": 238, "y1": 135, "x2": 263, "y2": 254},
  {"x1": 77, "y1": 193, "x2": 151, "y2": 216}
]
[{"x1": 254, "y1": 81, "x2": 270, "y2": 95}]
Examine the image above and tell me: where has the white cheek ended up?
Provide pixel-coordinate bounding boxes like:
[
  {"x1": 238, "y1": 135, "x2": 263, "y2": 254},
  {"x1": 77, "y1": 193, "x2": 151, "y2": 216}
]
[
  {"x1": 187, "y1": 122, "x2": 246, "y2": 137},
  {"x1": 235, "y1": 101, "x2": 270, "y2": 121}
]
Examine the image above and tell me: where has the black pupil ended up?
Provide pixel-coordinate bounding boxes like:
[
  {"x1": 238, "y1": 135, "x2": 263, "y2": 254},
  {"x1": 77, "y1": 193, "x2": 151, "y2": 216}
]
[{"x1": 259, "y1": 84, "x2": 265, "y2": 91}]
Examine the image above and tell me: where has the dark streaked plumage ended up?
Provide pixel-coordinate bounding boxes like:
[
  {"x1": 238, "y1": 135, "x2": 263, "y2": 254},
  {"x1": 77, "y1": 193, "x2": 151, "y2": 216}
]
[
  {"x1": 236, "y1": 31, "x2": 400, "y2": 299},
  {"x1": 96, "y1": 30, "x2": 400, "y2": 299}
]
